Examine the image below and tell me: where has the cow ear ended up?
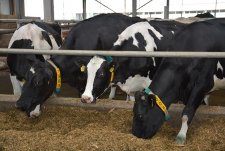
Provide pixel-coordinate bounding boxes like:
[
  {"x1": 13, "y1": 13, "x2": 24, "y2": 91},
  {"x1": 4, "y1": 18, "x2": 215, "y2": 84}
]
[
  {"x1": 147, "y1": 94, "x2": 156, "y2": 108},
  {"x1": 111, "y1": 57, "x2": 128, "y2": 71},
  {"x1": 72, "y1": 60, "x2": 87, "y2": 73}
]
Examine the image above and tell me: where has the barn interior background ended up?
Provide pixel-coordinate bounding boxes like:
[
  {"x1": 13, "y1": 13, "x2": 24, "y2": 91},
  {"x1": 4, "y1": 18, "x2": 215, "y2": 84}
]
[{"x1": 1, "y1": 0, "x2": 225, "y2": 150}]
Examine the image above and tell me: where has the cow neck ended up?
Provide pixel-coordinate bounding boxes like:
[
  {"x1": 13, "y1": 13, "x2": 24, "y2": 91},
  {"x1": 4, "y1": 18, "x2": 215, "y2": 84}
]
[{"x1": 47, "y1": 59, "x2": 61, "y2": 94}]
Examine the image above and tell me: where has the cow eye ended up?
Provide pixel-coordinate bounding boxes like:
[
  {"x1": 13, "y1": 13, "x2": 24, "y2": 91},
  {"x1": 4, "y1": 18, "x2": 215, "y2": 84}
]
[
  {"x1": 33, "y1": 79, "x2": 43, "y2": 87},
  {"x1": 142, "y1": 100, "x2": 148, "y2": 106},
  {"x1": 98, "y1": 72, "x2": 104, "y2": 78}
]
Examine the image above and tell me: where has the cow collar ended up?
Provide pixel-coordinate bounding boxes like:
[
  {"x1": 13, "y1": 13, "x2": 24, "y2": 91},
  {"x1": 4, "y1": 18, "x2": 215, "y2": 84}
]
[
  {"x1": 144, "y1": 88, "x2": 170, "y2": 121},
  {"x1": 47, "y1": 59, "x2": 61, "y2": 94}
]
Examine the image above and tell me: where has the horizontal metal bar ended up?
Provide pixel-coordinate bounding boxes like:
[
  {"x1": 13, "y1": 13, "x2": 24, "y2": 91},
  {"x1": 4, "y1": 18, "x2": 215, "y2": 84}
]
[
  {"x1": 0, "y1": 94, "x2": 224, "y2": 116},
  {"x1": 0, "y1": 19, "x2": 18, "y2": 23},
  {"x1": 60, "y1": 24, "x2": 76, "y2": 28},
  {"x1": 0, "y1": 29, "x2": 16, "y2": 34},
  {"x1": 55, "y1": 20, "x2": 80, "y2": 23},
  {"x1": 0, "y1": 19, "x2": 80, "y2": 24},
  {"x1": 1, "y1": 48, "x2": 225, "y2": 58}
]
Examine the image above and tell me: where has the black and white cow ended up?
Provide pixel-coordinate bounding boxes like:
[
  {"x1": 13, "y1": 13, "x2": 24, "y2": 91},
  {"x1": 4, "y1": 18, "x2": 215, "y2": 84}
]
[
  {"x1": 51, "y1": 13, "x2": 146, "y2": 96},
  {"x1": 7, "y1": 21, "x2": 62, "y2": 117},
  {"x1": 6, "y1": 13, "x2": 145, "y2": 117},
  {"x1": 81, "y1": 20, "x2": 185, "y2": 103},
  {"x1": 133, "y1": 18, "x2": 225, "y2": 144}
]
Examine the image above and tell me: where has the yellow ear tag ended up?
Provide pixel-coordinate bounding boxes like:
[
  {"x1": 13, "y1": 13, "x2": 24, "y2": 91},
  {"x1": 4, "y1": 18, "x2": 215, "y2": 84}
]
[
  {"x1": 80, "y1": 65, "x2": 85, "y2": 72},
  {"x1": 109, "y1": 66, "x2": 114, "y2": 82},
  {"x1": 155, "y1": 95, "x2": 170, "y2": 121},
  {"x1": 55, "y1": 68, "x2": 61, "y2": 94}
]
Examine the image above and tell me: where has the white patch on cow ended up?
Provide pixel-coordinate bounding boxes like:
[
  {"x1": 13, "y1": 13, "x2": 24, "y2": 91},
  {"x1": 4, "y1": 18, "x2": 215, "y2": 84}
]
[
  {"x1": 113, "y1": 22, "x2": 162, "y2": 66},
  {"x1": 113, "y1": 22, "x2": 163, "y2": 52},
  {"x1": 171, "y1": 31, "x2": 174, "y2": 34},
  {"x1": 8, "y1": 23, "x2": 59, "y2": 60},
  {"x1": 82, "y1": 56, "x2": 105, "y2": 103},
  {"x1": 30, "y1": 104, "x2": 41, "y2": 118},
  {"x1": 30, "y1": 67, "x2": 35, "y2": 74},
  {"x1": 10, "y1": 75, "x2": 22, "y2": 95},
  {"x1": 203, "y1": 94, "x2": 210, "y2": 105},
  {"x1": 117, "y1": 74, "x2": 151, "y2": 95},
  {"x1": 210, "y1": 61, "x2": 225, "y2": 92},
  {"x1": 176, "y1": 115, "x2": 188, "y2": 143}
]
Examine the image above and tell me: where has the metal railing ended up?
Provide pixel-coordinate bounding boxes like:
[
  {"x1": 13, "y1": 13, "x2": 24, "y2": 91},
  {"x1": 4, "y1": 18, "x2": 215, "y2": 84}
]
[
  {"x1": 0, "y1": 19, "x2": 78, "y2": 35},
  {"x1": 0, "y1": 48, "x2": 225, "y2": 58},
  {"x1": 0, "y1": 29, "x2": 16, "y2": 34}
]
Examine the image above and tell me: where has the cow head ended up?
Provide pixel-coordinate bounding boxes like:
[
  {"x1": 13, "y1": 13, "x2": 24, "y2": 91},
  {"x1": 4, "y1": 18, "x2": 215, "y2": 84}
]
[
  {"x1": 81, "y1": 56, "x2": 113, "y2": 103},
  {"x1": 16, "y1": 60, "x2": 54, "y2": 118},
  {"x1": 132, "y1": 91, "x2": 165, "y2": 139}
]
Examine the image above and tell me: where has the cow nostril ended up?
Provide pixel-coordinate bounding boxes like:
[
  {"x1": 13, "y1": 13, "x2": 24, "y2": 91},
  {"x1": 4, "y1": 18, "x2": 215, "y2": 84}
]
[
  {"x1": 81, "y1": 96, "x2": 91, "y2": 103},
  {"x1": 81, "y1": 98, "x2": 86, "y2": 103}
]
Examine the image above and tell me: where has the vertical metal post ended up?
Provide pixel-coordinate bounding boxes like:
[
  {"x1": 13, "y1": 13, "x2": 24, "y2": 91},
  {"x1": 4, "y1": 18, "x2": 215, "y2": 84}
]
[
  {"x1": 164, "y1": 0, "x2": 169, "y2": 19},
  {"x1": 214, "y1": 0, "x2": 218, "y2": 17},
  {"x1": 132, "y1": 0, "x2": 137, "y2": 17},
  {"x1": 15, "y1": 0, "x2": 25, "y2": 19},
  {"x1": 43, "y1": 0, "x2": 54, "y2": 22},
  {"x1": 181, "y1": 0, "x2": 183, "y2": 17},
  {"x1": 124, "y1": 0, "x2": 126, "y2": 14},
  {"x1": 83, "y1": 0, "x2": 86, "y2": 20}
]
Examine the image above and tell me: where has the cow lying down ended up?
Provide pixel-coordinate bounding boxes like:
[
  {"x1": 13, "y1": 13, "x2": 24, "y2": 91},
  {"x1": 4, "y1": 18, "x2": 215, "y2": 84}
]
[
  {"x1": 7, "y1": 21, "x2": 62, "y2": 117},
  {"x1": 81, "y1": 20, "x2": 185, "y2": 103},
  {"x1": 133, "y1": 18, "x2": 225, "y2": 144}
]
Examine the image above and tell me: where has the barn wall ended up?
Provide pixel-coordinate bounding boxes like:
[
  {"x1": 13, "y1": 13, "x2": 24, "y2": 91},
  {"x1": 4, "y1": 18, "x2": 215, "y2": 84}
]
[{"x1": 0, "y1": 0, "x2": 11, "y2": 15}]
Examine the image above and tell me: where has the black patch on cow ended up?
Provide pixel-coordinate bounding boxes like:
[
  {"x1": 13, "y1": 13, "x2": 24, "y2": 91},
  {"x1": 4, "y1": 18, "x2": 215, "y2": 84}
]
[
  {"x1": 135, "y1": 32, "x2": 147, "y2": 49},
  {"x1": 215, "y1": 68, "x2": 223, "y2": 79},
  {"x1": 10, "y1": 39, "x2": 34, "y2": 49},
  {"x1": 34, "y1": 22, "x2": 62, "y2": 47},
  {"x1": 147, "y1": 29, "x2": 159, "y2": 48},
  {"x1": 41, "y1": 31, "x2": 53, "y2": 49}
]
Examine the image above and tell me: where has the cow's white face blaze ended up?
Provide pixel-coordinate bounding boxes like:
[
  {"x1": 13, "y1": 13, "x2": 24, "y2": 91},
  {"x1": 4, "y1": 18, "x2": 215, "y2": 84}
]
[{"x1": 81, "y1": 56, "x2": 111, "y2": 103}]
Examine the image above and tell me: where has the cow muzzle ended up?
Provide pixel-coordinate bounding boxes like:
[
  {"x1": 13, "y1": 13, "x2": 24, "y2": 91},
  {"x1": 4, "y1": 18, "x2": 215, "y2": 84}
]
[
  {"x1": 81, "y1": 95, "x2": 95, "y2": 104},
  {"x1": 29, "y1": 104, "x2": 41, "y2": 118}
]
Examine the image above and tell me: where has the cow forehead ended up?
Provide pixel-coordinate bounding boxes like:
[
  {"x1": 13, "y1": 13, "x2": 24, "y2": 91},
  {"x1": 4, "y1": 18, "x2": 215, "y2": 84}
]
[{"x1": 88, "y1": 56, "x2": 105, "y2": 70}]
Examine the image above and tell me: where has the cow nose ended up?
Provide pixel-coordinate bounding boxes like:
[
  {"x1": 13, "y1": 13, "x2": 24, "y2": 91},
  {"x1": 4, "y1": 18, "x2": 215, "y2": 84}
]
[{"x1": 81, "y1": 95, "x2": 92, "y2": 104}]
